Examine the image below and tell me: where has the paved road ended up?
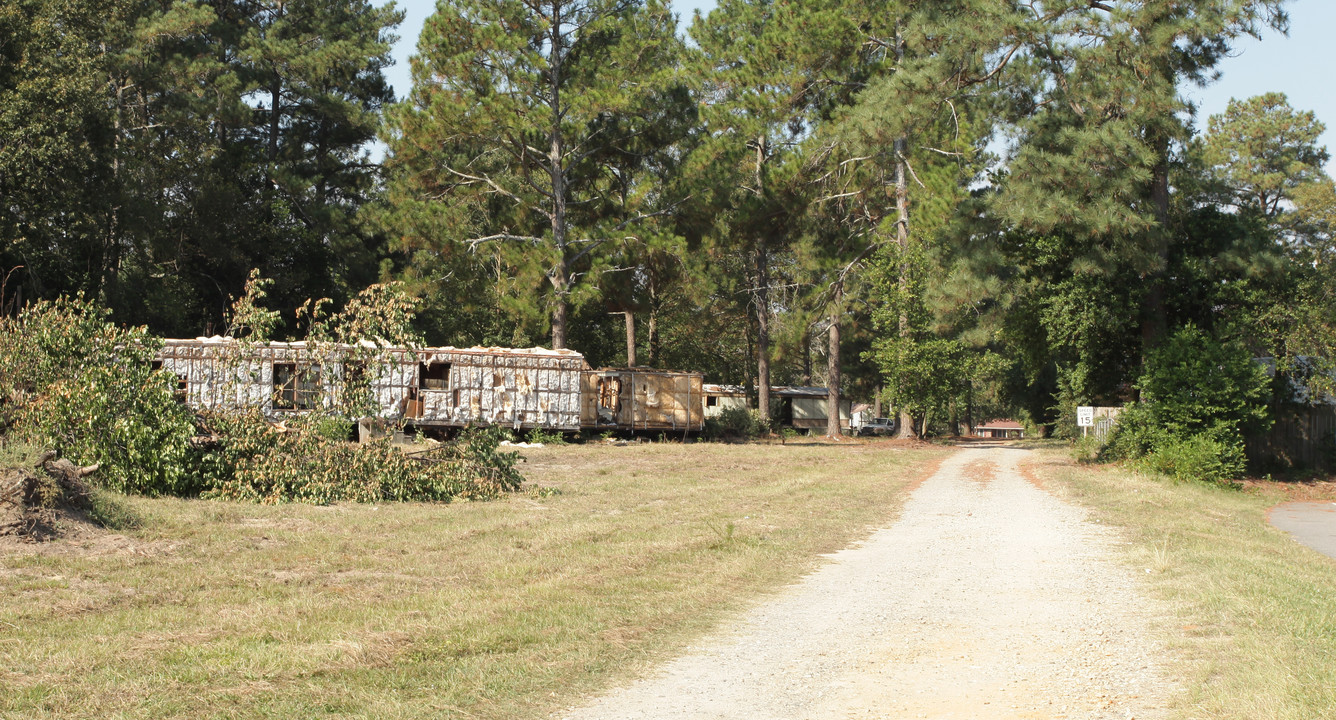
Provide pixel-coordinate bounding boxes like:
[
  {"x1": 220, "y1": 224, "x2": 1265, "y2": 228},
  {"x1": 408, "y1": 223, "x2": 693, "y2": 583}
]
[
  {"x1": 560, "y1": 445, "x2": 1174, "y2": 720},
  {"x1": 1269, "y1": 501, "x2": 1336, "y2": 560}
]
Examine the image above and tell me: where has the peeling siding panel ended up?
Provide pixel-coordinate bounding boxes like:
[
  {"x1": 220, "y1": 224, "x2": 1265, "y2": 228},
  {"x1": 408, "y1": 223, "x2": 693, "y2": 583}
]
[
  {"x1": 582, "y1": 369, "x2": 705, "y2": 432},
  {"x1": 157, "y1": 339, "x2": 586, "y2": 431}
]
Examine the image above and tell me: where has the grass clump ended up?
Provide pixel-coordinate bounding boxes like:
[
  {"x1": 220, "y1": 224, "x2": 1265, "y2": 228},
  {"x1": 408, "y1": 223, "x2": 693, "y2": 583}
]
[{"x1": 86, "y1": 488, "x2": 143, "y2": 531}]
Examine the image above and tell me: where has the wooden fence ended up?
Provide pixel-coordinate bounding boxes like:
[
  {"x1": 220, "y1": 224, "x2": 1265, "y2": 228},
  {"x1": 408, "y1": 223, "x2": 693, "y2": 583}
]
[{"x1": 1246, "y1": 406, "x2": 1336, "y2": 470}]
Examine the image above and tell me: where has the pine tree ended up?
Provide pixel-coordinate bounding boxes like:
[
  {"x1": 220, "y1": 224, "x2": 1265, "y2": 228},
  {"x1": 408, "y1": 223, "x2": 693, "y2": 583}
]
[
  {"x1": 388, "y1": 0, "x2": 683, "y2": 349},
  {"x1": 688, "y1": 0, "x2": 874, "y2": 421},
  {"x1": 998, "y1": 0, "x2": 1290, "y2": 361},
  {"x1": 1201, "y1": 92, "x2": 1329, "y2": 219}
]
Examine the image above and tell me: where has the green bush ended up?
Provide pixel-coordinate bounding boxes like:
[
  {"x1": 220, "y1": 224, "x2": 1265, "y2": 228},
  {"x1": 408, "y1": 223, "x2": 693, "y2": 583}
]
[
  {"x1": 1102, "y1": 403, "x2": 1168, "y2": 461},
  {"x1": 1102, "y1": 326, "x2": 1270, "y2": 483},
  {"x1": 704, "y1": 406, "x2": 768, "y2": 440},
  {"x1": 1, "y1": 298, "x2": 197, "y2": 495},
  {"x1": 1138, "y1": 325, "x2": 1271, "y2": 439},
  {"x1": 1142, "y1": 431, "x2": 1247, "y2": 484},
  {"x1": 526, "y1": 427, "x2": 568, "y2": 445}
]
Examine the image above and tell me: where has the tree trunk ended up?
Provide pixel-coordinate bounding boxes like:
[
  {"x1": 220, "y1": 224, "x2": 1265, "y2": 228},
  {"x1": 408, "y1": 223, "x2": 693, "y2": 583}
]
[
  {"x1": 801, "y1": 326, "x2": 812, "y2": 386},
  {"x1": 647, "y1": 272, "x2": 660, "y2": 366},
  {"x1": 269, "y1": 77, "x2": 282, "y2": 164},
  {"x1": 756, "y1": 240, "x2": 771, "y2": 426},
  {"x1": 893, "y1": 133, "x2": 916, "y2": 439},
  {"x1": 623, "y1": 310, "x2": 636, "y2": 366},
  {"x1": 550, "y1": 261, "x2": 569, "y2": 350},
  {"x1": 826, "y1": 287, "x2": 842, "y2": 439},
  {"x1": 744, "y1": 322, "x2": 755, "y2": 408},
  {"x1": 547, "y1": 0, "x2": 569, "y2": 350},
  {"x1": 1141, "y1": 143, "x2": 1171, "y2": 366},
  {"x1": 892, "y1": 28, "x2": 916, "y2": 441}
]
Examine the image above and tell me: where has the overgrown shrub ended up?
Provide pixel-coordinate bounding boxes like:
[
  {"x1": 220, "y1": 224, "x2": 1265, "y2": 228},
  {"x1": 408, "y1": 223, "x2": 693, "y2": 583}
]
[
  {"x1": 1138, "y1": 325, "x2": 1271, "y2": 439},
  {"x1": 1103, "y1": 326, "x2": 1270, "y2": 483},
  {"x1": 1143, "y1": 431, "x2": 1247, "y2": 484},
  {"x1": 0, "y1": 290, "x2": 531, "y2": 505},
  {"x1": 0, "y1": 298, "x2": 197, "y2": 495},
  {"x1": 704, "y1": 406, "x2": 768, "y2": 440},
  {"x1": 198, "y1": 414, "x2": 522, "y2": 504},
  {"x1": 1102, "y1": 403, "x2": 1167, "y2": 461}
]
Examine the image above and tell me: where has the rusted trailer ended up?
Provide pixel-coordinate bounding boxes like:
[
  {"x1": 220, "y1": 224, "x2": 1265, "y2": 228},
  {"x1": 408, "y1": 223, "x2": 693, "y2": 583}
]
[
  {"x1": 581, "y1": 368, "x2": 705, "y2": 433},
  {"x1": 156, "y1": 338, "x2": 585, "y2": 431}
]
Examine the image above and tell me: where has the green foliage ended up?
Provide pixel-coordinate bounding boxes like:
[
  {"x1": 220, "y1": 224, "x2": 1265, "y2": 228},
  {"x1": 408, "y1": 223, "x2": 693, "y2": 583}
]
[
  {"x1": 1104, "y1": 326, "x2": 1270, "y2": 483},
  {"x1": 387, "y1": 0, "x2": 687, "y2": 347},
  {"x1": 199, "y1": 415, "x2": 523, "y2": 505},
  {"x1": 312, "y1": 416, "x2": 354, "y2": 443},
  {"x1": 224, "y1": 270, "x2": 282, "y2": 341},
  {"x1": 1143, "y1": 432, "x2": 1248, "y2": 485},
  {"x1": 525, "y1": 428, "x2": 569, "y2": 446},
  {"x1": 1138, "y1": 325, "x2": 1271, "y2": 440},
  {"x1": 1202, "y1": 92, "x2": 1329, "y2": 219},
  {"x1": 1103, "y1": 403, "x2": 1170, "y2": 462},
  {"x1": 703, "y1": 406, "x2": 768, "y2": 441},
  {"x1": 0, "y1": 297, "x2": 197, "y2": 495},
  {"x1": 1, "y1": 0, "x2": 402, "y2": 336}
]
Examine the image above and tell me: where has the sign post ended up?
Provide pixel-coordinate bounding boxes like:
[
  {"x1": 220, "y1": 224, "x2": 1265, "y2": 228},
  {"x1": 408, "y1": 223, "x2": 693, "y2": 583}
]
[{"x1": 1076, "y1": 406, "x2": 1094, "y2": 438}]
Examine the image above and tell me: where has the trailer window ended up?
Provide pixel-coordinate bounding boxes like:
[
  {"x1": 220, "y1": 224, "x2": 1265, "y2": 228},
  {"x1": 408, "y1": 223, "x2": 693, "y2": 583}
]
[
  {"x1": 273, "y1": 363, "x2": 321, "y2": 410},
  {"x1": 150, "y1": 360, "x2": 188, "y2": 403},
  {"x1": 706, "y1": 396, "x2": 717, "y2": 408},
  {"x1": 419, "y1": 362, "x2": 451, "y2": 391}
]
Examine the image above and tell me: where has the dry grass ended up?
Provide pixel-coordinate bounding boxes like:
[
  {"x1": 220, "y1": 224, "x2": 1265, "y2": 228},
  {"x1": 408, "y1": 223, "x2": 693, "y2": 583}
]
[
  {"x1": 1028, "y1": 450, "x2": 1336, "y2": 720},
  {"x1": 0, "y1": 441, "x2": 944, "y2": 719}
]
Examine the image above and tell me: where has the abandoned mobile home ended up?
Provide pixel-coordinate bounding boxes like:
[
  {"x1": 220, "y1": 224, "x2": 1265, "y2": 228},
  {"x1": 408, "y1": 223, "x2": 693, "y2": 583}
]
[
  {"x1": 703, "y1": 384, "x2": 853, "y2": 432},
  {"x1": 155, "y1": 338, "x2": 704, "y2": 434}
]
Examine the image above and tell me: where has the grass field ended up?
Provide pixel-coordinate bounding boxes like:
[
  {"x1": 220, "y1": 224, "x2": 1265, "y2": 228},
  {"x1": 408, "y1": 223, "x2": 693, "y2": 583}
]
[
  {"x1": 1029, "y1": 450, "x2": 1336, "y2": 720},
  {"x1": 0, "y1": 440, "x2": 944, "y2": 720}
]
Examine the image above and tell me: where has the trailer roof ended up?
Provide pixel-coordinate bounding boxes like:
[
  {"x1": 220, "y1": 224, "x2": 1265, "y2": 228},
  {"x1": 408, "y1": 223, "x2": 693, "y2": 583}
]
[{"x1": 162, "y1": 337, "x2": 584, "y2": 359}]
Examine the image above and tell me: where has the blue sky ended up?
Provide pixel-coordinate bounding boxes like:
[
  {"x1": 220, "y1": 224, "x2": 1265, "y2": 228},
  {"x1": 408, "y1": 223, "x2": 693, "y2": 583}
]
[{"x1": 381, "y1": 0, "x2": 1336, "y2": 173}]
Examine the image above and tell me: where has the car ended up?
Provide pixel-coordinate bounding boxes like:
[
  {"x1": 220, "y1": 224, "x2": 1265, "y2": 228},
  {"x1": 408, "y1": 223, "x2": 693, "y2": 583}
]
[{"x1": 857, "y1": 417, "x2": 896, "y2": 436}]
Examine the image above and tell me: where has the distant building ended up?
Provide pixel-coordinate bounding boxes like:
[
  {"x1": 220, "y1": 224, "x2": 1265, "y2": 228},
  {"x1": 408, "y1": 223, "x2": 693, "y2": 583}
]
[{"x1": 974, "y1": 419, "x2": 1025, "y2": 439}]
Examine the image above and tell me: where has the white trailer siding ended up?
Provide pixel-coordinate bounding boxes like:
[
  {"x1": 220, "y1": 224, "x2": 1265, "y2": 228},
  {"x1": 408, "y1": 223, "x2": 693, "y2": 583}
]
[{"x1": 157, "y1": 339, "x2": 586, "y2": 431}]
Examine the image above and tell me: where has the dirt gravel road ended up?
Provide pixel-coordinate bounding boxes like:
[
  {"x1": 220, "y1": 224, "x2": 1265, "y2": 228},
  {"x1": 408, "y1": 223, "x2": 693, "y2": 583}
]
[{"x1": 560, "y1": 444, "x2": 1175, "y2": 720}]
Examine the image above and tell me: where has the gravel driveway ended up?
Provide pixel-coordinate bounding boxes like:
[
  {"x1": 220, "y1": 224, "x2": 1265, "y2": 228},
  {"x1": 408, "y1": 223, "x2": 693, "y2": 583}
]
[{"x1": 560, "y1": 444, "x2": 1175, "y2": 720}]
